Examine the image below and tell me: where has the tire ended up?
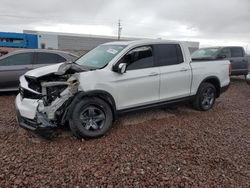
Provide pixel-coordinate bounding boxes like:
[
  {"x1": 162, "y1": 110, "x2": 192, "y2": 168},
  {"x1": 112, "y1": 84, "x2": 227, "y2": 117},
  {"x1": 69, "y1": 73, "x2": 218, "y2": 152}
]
[
  {"x1": 69, "y1": 97, "x2": 113, "y2": 139},
  {"x1": 192, "y1": 82, "x2": 216, "y2": 111}
]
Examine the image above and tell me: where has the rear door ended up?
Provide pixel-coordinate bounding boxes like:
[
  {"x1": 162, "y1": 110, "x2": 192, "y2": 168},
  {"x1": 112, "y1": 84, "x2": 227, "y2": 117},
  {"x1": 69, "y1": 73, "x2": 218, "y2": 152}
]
[
  {"x1": 154, "y1": 44, "x2": 192, "y2": 101},
  {"x1": 33, "y1": 52, "x2": 67, "y2": 69},
  {"x1": 0, "y1": 52, "x2": 34, "y2": 90},
  {"x1": 229, "y1": 47, "x2": 248, "y2": 74}
]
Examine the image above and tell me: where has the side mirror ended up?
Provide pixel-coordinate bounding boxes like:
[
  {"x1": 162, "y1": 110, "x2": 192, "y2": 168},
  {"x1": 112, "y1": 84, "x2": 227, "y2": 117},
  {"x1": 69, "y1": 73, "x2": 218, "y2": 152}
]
[
  {"x1": 246, "y1": 74, "x2": 250, "y2": 85},
  {"x1": 217, "y1": 54, "x2": 226, "y2": 59},
  {"x1": 117, "y1": 63, "x2": 127, "y2": 74}
]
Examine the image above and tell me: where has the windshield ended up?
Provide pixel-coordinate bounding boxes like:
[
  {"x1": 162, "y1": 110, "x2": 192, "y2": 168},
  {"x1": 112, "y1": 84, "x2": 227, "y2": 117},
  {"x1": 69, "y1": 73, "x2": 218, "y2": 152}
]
[
  {"x1": 192, "y1": 48, "x2": 220, "y2": 59},
  {"x1": 75, "y1": 45, "x2": 126, "y2": 69}
]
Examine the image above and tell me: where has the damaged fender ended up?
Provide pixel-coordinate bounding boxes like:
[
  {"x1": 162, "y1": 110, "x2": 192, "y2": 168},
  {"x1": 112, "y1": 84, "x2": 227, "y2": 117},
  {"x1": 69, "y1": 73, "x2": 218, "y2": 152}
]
[
  {"x1": 17, "y1": 62, "x2": 83, "y2": 132},
  {"x1": 38, "y1": 76, "x2": 79, "y2": 120}
]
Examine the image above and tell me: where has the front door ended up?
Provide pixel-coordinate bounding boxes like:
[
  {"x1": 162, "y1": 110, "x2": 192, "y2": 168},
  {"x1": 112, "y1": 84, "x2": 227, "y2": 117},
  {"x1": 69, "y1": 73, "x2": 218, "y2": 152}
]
[{"x1": 112, "y1": 46, "x2": 160, "y2": 110}]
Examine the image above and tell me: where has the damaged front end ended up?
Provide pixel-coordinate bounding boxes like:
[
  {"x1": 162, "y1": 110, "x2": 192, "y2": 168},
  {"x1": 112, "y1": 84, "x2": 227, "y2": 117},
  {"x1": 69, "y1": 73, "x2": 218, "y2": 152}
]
[{"x1": 16, "y1": 62, "x2": 85, "y2": 136}]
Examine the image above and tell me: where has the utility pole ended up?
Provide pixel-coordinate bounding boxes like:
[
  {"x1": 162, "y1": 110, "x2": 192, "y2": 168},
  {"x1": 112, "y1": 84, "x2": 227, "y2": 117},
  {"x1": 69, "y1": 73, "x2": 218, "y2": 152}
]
[{"x1": 118, "y1": 19, "x2": 122, "y2": 40}]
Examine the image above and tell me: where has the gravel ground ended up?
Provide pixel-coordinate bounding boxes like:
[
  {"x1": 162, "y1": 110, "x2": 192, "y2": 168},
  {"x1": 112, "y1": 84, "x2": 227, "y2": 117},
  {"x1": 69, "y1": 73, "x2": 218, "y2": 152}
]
[{"x1": 0, "y1": 77, "x2": 249, "y2": 187}]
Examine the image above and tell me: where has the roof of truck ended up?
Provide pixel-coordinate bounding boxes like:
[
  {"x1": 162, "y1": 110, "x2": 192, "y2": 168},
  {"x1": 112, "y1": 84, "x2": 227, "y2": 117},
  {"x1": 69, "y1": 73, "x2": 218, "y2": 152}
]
[
  {"x1": 199, "y1": 46, "x2": 244, "y2": 49},
  {"x1": 103, "y1": 39, "x2": 182, "y2": 46}
]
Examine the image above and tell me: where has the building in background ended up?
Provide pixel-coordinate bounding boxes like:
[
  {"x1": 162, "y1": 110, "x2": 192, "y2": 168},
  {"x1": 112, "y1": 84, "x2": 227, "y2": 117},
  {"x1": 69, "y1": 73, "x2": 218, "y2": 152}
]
[
  {"x1": 0, "y1": 32, "x2": 38, "y2": 48},
  {"x1": 23, "y1": 30, "x2": 141, "y2": 50},
  {"x1": 0, "y1": 30, "x2": 199, "y2": 54},
  {"x1": 24, "y1": 30, "x2": 199, "y2": 53}
]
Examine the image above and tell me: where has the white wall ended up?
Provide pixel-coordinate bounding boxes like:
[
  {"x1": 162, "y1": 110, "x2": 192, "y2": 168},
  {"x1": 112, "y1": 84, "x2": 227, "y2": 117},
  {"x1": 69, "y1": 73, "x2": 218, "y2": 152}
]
[{"x1": 37, "y1": 33, "x2": 58, "y2": 49}]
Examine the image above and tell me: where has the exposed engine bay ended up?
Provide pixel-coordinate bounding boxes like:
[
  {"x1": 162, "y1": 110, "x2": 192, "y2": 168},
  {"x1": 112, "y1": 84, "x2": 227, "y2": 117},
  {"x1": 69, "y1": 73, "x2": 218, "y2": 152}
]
[{"x1": 19, "y1": 62, "x2": 86, "y2": 126}]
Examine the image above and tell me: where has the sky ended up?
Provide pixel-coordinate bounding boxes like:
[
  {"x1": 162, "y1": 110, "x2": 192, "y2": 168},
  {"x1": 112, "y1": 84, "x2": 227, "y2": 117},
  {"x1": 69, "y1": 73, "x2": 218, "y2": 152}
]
[{"x1": 0, "y1": 0, "x2": 250, "y2": 52}]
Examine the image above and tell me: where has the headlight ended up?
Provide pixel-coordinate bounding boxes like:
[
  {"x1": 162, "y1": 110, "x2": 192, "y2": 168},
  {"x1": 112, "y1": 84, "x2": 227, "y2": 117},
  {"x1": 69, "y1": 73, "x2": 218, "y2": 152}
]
[{"x1": 19, "y1": 87, "x2": 24, "y2": 98}]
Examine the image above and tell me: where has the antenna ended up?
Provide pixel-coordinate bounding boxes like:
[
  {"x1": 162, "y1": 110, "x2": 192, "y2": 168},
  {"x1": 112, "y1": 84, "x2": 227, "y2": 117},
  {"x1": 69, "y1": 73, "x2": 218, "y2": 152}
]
[{"x1": 118, "y1": 19, "x2": 122, "y2": 40}]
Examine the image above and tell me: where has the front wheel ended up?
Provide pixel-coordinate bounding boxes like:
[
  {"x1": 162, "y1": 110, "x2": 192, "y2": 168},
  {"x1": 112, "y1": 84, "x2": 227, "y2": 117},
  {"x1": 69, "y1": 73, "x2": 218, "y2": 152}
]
[
  {"x1": 192, "y1": 82, "x2": 216, "y2": 111},
  {"x1": 69, "y1": 97, "x2": 113, "y2": 139}
]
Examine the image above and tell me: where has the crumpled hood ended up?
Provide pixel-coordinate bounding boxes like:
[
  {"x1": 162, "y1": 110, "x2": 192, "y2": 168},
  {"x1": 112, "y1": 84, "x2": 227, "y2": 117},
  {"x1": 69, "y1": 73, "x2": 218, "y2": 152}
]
[
  {"x1": 25, "y1": 62, "x2": 86, "y2": 78},
  {"x1": 25, "y1": 63, "x2": 63, "y2": 78}
]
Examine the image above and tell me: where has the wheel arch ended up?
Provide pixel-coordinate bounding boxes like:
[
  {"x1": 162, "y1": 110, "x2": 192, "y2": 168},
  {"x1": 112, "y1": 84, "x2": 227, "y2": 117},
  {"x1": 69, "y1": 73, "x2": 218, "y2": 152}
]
[
  {"x1": 66, "y1": 90, "x2": 117, "y2": 122},
  {"x1": 198, "y1": 76, "x2": 221, "y2": 98}
]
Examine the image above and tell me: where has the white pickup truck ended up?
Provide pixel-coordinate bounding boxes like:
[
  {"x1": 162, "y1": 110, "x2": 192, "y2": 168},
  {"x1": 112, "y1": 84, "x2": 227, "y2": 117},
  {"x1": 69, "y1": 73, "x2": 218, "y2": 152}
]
[{"x1": 15, "y1": 40, "x2": 230, "y2": 139}]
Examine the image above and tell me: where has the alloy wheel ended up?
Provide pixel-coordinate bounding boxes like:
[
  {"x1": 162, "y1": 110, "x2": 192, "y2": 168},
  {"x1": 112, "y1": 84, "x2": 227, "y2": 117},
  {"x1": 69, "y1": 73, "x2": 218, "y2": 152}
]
[
  {"x1": 201, "y1": 87, "x2": 215, "y2": 109},
  {"x1": 79, "y1": 105, "x2": 106, "y2": 131}
]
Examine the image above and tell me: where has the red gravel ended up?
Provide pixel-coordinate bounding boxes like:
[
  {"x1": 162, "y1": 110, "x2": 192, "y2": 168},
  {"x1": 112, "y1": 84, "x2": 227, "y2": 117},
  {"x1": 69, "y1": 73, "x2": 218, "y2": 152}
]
[{"x1": 0, "y1": 77, "x2": 249, "y2": 187}]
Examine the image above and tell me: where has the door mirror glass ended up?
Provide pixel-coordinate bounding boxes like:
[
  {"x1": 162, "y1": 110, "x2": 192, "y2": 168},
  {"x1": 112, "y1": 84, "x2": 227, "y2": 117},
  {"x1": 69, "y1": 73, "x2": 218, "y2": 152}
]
[
  {"x1": 246, "y1": 74, "x2": 250, "y2": 85},
  {"x1": 117, "y1": 63, "x2": 127, "y2": 74},
  {"x1": 217, "y1": 54, "x2": 226, "y2": 59}
]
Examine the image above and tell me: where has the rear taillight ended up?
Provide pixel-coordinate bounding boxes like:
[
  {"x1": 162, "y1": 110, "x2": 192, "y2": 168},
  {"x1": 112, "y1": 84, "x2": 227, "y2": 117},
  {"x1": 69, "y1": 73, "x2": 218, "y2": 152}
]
[{"x1": 229, "y1": 64, "x2": 232, "y2": 75}]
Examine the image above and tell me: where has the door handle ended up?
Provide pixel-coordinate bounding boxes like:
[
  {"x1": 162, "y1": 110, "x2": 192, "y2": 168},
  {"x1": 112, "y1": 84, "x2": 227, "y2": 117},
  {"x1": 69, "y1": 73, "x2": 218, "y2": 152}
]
[
  {"x1": 180, "y1": 68, "x2": 188, "y2": 72},
  {"x1": 148, "y1": 72, "x2": 159, "y2": 76}
]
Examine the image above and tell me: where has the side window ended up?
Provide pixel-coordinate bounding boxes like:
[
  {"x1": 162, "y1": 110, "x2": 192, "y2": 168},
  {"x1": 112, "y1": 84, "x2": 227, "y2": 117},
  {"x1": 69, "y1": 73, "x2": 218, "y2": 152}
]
[
  {"x1": 0, "y1": 53, "x2": 33, "y2": 66},
  {"x1": 155, "y1": 44, "x2": 184, "y2": 66},
  {"x1": 219, "y1": 48, "x2": 231, "y2": 58},
  {"x1": 36, "y1": 53, "x2": 66, "y2": 64},
  {"x1": 121, "y1": 46, "x2": 154, "y2": 71},
  {"x1": 230, "y1": 48, "x2": 243, "y2": 58}
]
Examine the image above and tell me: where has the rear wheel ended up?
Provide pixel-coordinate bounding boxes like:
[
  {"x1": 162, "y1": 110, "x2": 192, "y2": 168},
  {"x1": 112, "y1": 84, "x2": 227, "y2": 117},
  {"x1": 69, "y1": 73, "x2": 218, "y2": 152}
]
[
  {"x1": 69, "y1": 97, "x2": 113, "y2": 139},
  {"x1": 192, "y1": 82, "x2": 216, "y2": 111}
]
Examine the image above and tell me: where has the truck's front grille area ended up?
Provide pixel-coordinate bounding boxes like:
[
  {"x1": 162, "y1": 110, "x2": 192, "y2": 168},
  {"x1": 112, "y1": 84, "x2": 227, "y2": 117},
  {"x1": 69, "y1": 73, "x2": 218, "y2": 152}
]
[
  {"x1": 25, "y1": 77, "x2": 41, "y2": 93},
  {"x1": 46, "y1": 85, "x2": 67, "y2": 104},
  {"x1": 19, "y1": 87, "x2": 42, "y2": 99}
]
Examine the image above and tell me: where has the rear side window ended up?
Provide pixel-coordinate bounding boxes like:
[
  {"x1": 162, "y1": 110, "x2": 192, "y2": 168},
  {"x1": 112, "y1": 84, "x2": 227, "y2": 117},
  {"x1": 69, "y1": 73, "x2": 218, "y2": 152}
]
[
  {"x1": 0, "y1": 53, "x2": 33, "y2": 66},
  {"x1": 155, "y1": 44, "x2": 184, "y2": 66},
  {"x1": 230, "y1": 48, "x2": 243, "y2": 57},
  {"x1": 122, "y1": 46, "x2": 154, "y2": 70},
  {"x1": 36, "y1": 52, "x2": 66, "y2": 64}
]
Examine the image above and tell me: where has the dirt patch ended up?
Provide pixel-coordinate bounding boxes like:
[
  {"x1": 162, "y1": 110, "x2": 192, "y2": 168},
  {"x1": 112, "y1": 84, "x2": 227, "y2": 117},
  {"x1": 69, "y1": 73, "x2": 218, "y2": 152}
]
[{"x1": 0, "y1": 77, "x2": 249, "y2": 187}]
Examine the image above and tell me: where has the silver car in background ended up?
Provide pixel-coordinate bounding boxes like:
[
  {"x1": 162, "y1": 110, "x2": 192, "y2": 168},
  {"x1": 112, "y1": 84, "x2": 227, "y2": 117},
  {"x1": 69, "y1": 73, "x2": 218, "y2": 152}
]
[{"x1": 0, "y1": 49, "x2": 78, "y2": 91}]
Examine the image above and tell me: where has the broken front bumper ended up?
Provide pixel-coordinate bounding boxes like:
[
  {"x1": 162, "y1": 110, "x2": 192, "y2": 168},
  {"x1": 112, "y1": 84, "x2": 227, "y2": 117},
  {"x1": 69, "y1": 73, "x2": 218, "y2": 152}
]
[{"x1": 15, "y1": 94, "x2": 57, "y2": 132}]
